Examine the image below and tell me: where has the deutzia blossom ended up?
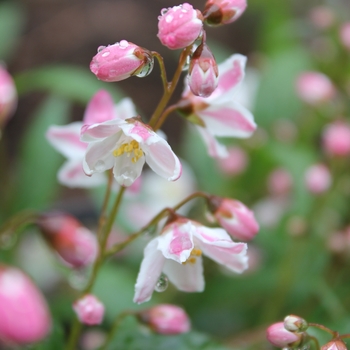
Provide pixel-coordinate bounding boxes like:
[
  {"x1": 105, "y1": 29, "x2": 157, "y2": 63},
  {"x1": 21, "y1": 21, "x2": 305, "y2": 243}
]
[
  {"x1": 46, "y1": 90, "x2": 137, "y2": 188},
  {"x1": 81, "y1": 117, "x2": 182, "y2": 187},
  {"x1": 133, "y1": 218, "x2": 248, "y2": 304},
  {"x1": 179, "y1": 54, "x2": 256, "y2": 158}
]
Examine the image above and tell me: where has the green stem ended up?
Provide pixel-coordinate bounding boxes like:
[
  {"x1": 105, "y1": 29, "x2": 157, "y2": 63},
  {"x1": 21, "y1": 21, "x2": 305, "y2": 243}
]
[
  {"x1": 309, "y1": 335, "x2": 321, "y2": 349},
  {"x1": 99, "y1": 311, "x2": 133, "y2": 350},
  {"x1": 309, "y1": 323, "x2": 338, "y2": 338},
  {"x1": 152, "y1": 51, "x2": 168, "y2": 92},
  {"x1": 172, "y1": 191, "x2": 210, "y2": 211},
  {"x1": 154, "y1": 104, "x2": 179, "y2": 131},
  {"x1": 0, "y1": 210, "x2": 39, "y2": 237},
  {"x1": 149, "y1": 45, "x2": 193, "y2": 129}
]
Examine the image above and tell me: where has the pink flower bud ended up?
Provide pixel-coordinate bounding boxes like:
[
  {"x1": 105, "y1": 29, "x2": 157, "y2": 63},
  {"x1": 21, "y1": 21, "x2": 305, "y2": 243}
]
[
  {"x1": 340, "y1": 23, "x2": 350, "y2": 51},
  {"x1": 138, "y1": 304, "x2": 190, "y2": 335},
  {"x1": 210, "y1": 197, "x2": 259, "y2": 241},
  {"x1": 268, "y1": 168, "x2": 293, "y2": 196},
  {"x1": 0, "y1": 65, "x2": 17, "y2": 128},
  {"x1": 217, "y1": 146, "x2": 248, "y2": 175},
  {"x1": 266, "y1": 322, "x2": 302, "y2": 348},
  {"x1": 90, "y1": 40, "x2": 154, "y2": 82},
  {"x1": 322, "y1": 121, "x2": 350, "y2": 156},
  {"x1": 203, "y1": 0, "x2": 247, "y2": 26},
  {"x1": 83, "y1": 90, "x2": 115, "y2": 125},
  {"x1": 304, "y1": 164, "x2": 332, "y2": 194},
  {"x1": 157, "y1": 3, "x2": 203, "y2": 50},
  {"x1": 188, "y1": 43, "x2": 218, "y2": 97},
  {"x1": 0, "y1": 265, "x2": 51, "y2": 345},
  {"x1": 37, "y1": 212, "x2": 98, "y2": 268},
  {"x1": 73, "y1": 294, "x2": 104, "y2": 325},
  {"x1": 321, "y1": 339, "x2": 347, "y2": 350},
  {"x1": 295, "y1": 72, "x2": 336, "y2": 105}
]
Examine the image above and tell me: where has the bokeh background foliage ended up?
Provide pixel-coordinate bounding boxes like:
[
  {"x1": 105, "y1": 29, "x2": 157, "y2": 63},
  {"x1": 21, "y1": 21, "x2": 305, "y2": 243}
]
[{"x1": 1, "y1": 0, "x2": 350, "y2": 349}]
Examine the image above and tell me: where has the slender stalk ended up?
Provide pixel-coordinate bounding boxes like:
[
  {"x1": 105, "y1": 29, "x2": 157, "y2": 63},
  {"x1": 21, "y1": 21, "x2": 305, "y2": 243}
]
[
  {"x1": 149, "y1": 45, "x2": 193, "y2": 128},
  {"x1": 154, "y1": 104, "x2": 179, "y2": 131},
  {"x1": 172, "y1": 191, "x2": 210, "y2": 211},
  {"x1": 309, "y1": 323, "x2": 338, "y2": 338},
  {"x1": 0, "y1": 209, "x2": 39, "y2": 237},
  {"x1": 309, "y1": 335, "x2": 321, "y2": 349},
  {"x1": 99, "y1": 311, "x2": 133, "y2": 350},
  {"x1": 152, "y1": 51, "x2": 168, "y2": 92}
]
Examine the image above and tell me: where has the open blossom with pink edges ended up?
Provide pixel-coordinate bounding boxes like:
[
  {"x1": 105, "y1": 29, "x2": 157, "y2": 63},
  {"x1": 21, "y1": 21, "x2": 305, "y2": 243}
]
[
  {"x1": 0, "y1": 265, "x2": 51, "y2": 345},
  {"x1": 180, "y1": 54, "x2": 256, "y2": 158},
  {"x1": 133, "y1": 217, "x2": 248, "y2": 304},
  {"x1": 46, "y1": 91, "x2": 137, "y2": 188},
  {"x1": 81, "y1": 116, "x2": 182, "y2": 187},
  {"x1": 157, "y1": 3, "x2": 203, "y2": 50},
  {"x1": 73, "y1": 294, "x2": 105, "y2": 326},
  {"x1": 90, "y1": 41, "x2": 153, "y2": 82},
  {"x1": 138, "y1": 304, "x2": 190, "y2": 335}
]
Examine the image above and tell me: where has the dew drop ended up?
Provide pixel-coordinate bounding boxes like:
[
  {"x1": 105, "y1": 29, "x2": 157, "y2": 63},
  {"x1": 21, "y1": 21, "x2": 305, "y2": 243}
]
[
  {"x1": 136, "y1": 55, "x2": 154, "y2": 78},
  {"x1": 119, "y1": 40, "x2": 129, "y2": 48},
  {"x1": 95, "y1": 160, "x2": 105, "y2": 172},
  {"x1": 155, "y1": 274, "x2": 168, "y2": 292},
  {"x1": 161, "y1": 8, "x2": 169, "y2": 16},
  {"x1": 102, "y1": 51, "x2": 110, "y2": 57},
  {"x1": 165, "y1": 15, "x2": 173, "y2": 23},
  {"x1": 182, "y1": 55, "x2": 191, "y2": 71},
  {"x1": 97, "y1": 45, "x2": 106, "y2": 53},
  {"x1": 68, "y1": 269, "x2": 88, "y2": 290},
  {"x1": 0, "y1": 233, "x2": 16, "y2": 250}
]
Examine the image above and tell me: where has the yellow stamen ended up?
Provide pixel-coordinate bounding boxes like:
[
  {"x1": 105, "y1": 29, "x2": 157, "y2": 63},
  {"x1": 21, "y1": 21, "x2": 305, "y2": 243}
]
[
  {"x1": 113, "y1": 140, "x2": 144, "y2": 163},
  {"x1": 182, "y1": 248, "x2": 202, "y2": 265}
]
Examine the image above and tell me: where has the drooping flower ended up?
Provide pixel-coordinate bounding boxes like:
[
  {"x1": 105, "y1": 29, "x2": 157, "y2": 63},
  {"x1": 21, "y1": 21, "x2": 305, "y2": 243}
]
[
  {"x1": 90, "y1": 41, "x2": 153, "y2": 82},
  {"x1": 133, "y1": 217, "x2": 248, "y2": 304},
  {"x1": 203, "y1": 0, "x2": 247, "y2": 26},
  {"x1": 81, "y1": 117, "x2": 182, "y2": 187},
  {"x1": 46, "y1": 91, "x2": 137, "y2": 188},
  {"x1": 188, "y1": 42, "x2": 218, "y2": 97},
  {"x1": 0, "y1": 265, "x2": 51, "y2": 345},
  {"x1": 73, "y1": 294, "x2": 105, "y2": 326},
  {"x1": 179, "y1": 54, "x2": 256, "y2": 158},
  {"x1": 157, "y1": 3, "x2": 203, "y2": 50},
  {"x1": 137, "y1": 304, "x2": 191, "y2": 334}
]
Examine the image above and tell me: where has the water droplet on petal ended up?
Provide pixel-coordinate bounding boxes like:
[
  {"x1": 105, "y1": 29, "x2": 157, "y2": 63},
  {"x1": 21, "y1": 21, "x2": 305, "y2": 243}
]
[
  {"x1": 155, "y1": 274, "x2": 168, "y2": 292},
  {"x1": 136, "y1": 55, "x2": 154, "y2": 78},
  {"x1": 182, "y1": 55, "x2": 191, "y2": 71},
  {"x1": 68, "y1": 269, "x2": 88, "y2": 290},
  {"x1": 0, "y1": 232, "x2": 16, "y2": 250},
  {"x1": 95, "y1": 160, "x2": 105, "y2": 172},
  {"x1": 97, "y1": 46, "x2": 106, "y2": 53},
  {"x1": 161, "y1": 8, "x2": 169, "y2": 16}
]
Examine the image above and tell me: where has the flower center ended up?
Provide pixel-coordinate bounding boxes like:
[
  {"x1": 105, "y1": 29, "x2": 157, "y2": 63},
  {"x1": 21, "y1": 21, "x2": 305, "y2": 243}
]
[
  {"x1": 183, "y1": 248, "x2": 202, "y2": 264},
  {"x1": 113, "y1": 140, "x2": 143, "y2": 163}
]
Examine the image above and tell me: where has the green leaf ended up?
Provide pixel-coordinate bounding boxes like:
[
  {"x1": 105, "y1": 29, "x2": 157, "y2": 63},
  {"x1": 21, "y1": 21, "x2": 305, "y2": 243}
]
[
  {"x1": 8, "y1": 95, "x2": 70, "y2": 213},
  {"x1": 14, "y1": 65, "x2": 123, "y2": 104}
]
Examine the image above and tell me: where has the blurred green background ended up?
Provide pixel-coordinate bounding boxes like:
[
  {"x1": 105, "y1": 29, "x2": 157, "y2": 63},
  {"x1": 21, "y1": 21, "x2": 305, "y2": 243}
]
[{"x1": 1, "y1": 0, "x2": 350, "y2": 349}]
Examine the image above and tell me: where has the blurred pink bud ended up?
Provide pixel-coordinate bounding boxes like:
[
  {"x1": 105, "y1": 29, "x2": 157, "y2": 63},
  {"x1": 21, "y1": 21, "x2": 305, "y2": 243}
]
[
  {"x1": 0, "y1": 265, "x2": 51, "y2": 345},
  {"x1": 295, "y1": 72, "x2": 336, "y2": 105},
  {"x1": 157, "y1": 3, "x2": 203, "y2": 50},
  {"x1": 0, "y1": 66, "x2": 17, "y2": 128},
  {"x1": 138, "y1": 304, "x2": 190, "y2": 335},
  {"x1": 210, "y1": 197, "x2": 259, "y2": 241},
  {"x1": 268, "y1": 168, "x2": 293, "y2": 196},
  {"x1": 37, "y1": 212, "x2": 98, "y2": 268},
  {"x1": 340, "y1": 23, "x2": 350, "y2": 51},
  {"x1": 203, "y1": 0, "x2": 247, "y2": 26},
  {"x1": 83, "y1": 90, "x2": 115, "y2": 125},
  {"x1": 310, "y1": 6, "x2": 335, "y2": 29},
  {"x1": 266, "y1": 322, "x2": 302, "y2": 348},
  {"x1": 90, "y1": 40, "x2": 154, "y2": 82},
  {"x1": 217, "y1": 146, "x2": 248, "y2": 175},
  {"x1": 321, "y1": 339, "x2": 347, "y2": 350},
  {"x1": 73, "y1": 294, "x2": 104, "y2": 326},
  {"x1": 188, "y1": 43, "x2": 218, "y2": 97},
  {"x1": 322, "y1": 121, "x2": 350, "y2": 156},
  {"x1": 304, "y1": 164, "x2": 332, "y2": 194}
]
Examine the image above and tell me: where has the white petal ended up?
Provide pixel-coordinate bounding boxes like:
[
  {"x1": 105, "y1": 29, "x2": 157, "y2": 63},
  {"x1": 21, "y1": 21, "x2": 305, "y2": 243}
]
[
  {"x1": 163, "y1": 257, "x2": 205, "y2": 292},
  {"x1": 114, "y1": 97, "x2": 138, "y2": 120},
  {"x1": 58, "y1": 159, "x2": 106, "y2": 188},
  {"x1": 194, "y1": 125, "x2": 228, "y2": 158},
  {"x1": 81, "y1": 119, "x2": 122, "y2": 142},
  {"x1": 133, "y1": 239, "x2": 165, "y2": 304},
  {"x1": 84, "y1": 134, "x2": 119, "y2": 175},
  {"x1": 113, "y1": 153, "x2": 145, "y2": 187},
  {"x1": 46, "y1": 122, "x2": 85, "y2": 159}
]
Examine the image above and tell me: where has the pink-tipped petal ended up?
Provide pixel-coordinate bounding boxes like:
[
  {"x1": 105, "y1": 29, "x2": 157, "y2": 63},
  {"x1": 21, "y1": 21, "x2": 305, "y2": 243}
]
[
  {"x1": 83, "y1": 90, "x2": 115, "y2": 125},
  {"x1": 195, "y1": 125, "x2": 229, "y2": 158},
  {"x1": 81, "y1": 120, "x2": 122, "y2": 142}
]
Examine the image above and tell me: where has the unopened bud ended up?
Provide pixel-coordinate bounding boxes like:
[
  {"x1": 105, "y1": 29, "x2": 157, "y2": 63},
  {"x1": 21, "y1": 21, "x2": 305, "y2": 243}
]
[
  {"x1": 321, "y1": 339, "x2": 347, "y2": 350},
  {"x1": 284, "y1": 315, "x2": 308, "y2": 333},
  {"x1": 266, "y1": 322, "x2": 303, "y2": 348},
  {"x1": 340, "y1": 23, "x2": 350, "y2": 51},
  {"x1": 295, "y1": 71, "x2": 336, "y2": 105},
  {"x1": 138, "y1": 304, "x2": 190, "y2": 335},
  {"x1": 188, "y1": 43, "x2": 218, "y2": 97},
  {"x1": 268, "y1": 168, "x2": 293, "y2": 196},
  {"x1": 0, "y1": 265, "x2": 51, "y2": 345},
  {"x1": 210, "y1": 197, "x2": 259, "y2": 241},
  {"x1": 304, "y1": 164, "x2": 332, "y2": 194},
  {"x1": 0, "y1": 65, "x2": 17, "y2": 129},
  {"x1": 322, "y1": 121, "x2": 350, "y2": 157},
  {"x1": 157, "y1": 3, "x2": 203, "y2": 50},
  {"x1": 203, "y1": 0, "x2": 247, "y2": 26},
  {"x1": 90, "y1": 40, "x2": 153, "y2": 82},
  {"x1": 73, "y1": 294, "x2": 105, "y2": 326},
  {"x1": 37, "y1": 212, "x2": 98, "y2": 268}
]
